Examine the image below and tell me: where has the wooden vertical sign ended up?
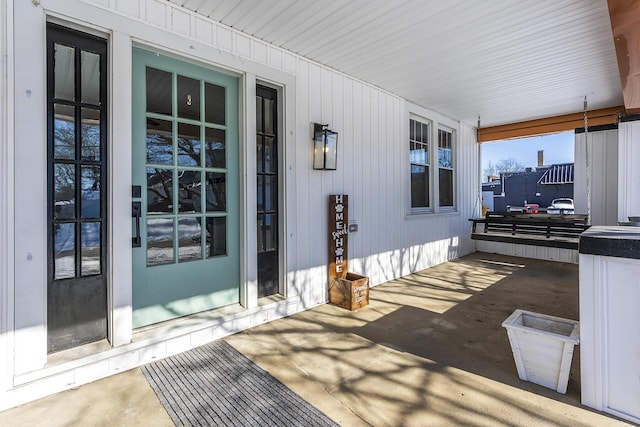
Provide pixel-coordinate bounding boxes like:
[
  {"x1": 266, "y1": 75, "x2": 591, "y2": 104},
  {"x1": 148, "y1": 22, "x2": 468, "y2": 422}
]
[
  {"x1": 328, "y1": 194, "x2": 348, "y2": 279},
  {"x1": 328, "y1": 194, "x2": 369, "y2": 310}
]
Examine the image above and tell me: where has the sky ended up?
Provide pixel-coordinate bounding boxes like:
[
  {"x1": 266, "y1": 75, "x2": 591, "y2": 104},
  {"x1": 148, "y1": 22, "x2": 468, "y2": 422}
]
[{"x1": 481, "y1": 131, "x2": 575, "y2": 177}]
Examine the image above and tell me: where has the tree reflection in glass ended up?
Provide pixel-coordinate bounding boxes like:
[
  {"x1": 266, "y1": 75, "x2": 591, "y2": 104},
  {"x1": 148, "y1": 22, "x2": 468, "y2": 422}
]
[
  {"x1": 147, "y1": 168, "x2": 173, "y2": 214},
  {"x1": 177, "y1": 122, "x2": 201, "y2": 167},
  {"x1": 146, "y1": 118, "x2": 173, "y2": 165},
  {"x1": 54, "y1": 104, "x2": 75, "y2": 159},
  {"x1": 205, "y1": 172, "x2": 226, "y2": 212},
  {"x1": 81, "y1": 108, "x2": 101, "y2": 161},
  {"x1": 55, "y1": 223, "x2": 75, "y2": 279},
  {"x1": 178, "y1": 169, "x2": 201, "y2": 213},
  {"x1": 205, "y1": 127, "x2": 225, "y2": 168},
  {"x1": 178, "y1": 217, "x2": 202, "y2": 262},
  {"x1": 81, "y1": 165, "x2": 100, "y2": 218},
  {"x1": 54, "y1": 164, "x2": 75, "y2": 219},
  {"x1": 147, "y1": 218, "x2": 174, "y2": 266}
]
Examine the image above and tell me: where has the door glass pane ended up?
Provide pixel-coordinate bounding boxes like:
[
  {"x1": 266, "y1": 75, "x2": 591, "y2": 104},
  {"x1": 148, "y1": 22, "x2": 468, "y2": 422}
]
[
  {"x1": 264, "y1": 137, "x2": 275, "y2": 173},
  {"x1": 146, "y1": 67, "x2": 172, "y2": 115},
  {"x1": 55, "y1": 223, "x2": 75, "y2": 279},
  {"x1": 177, "y1": 122, "x2": 201, "y2": 166},
  {"x1": 54, "y1": 104, "x2": 75, "y2": 160},
  {"x1": 81, "y1": 222, "x2": 101, "y2": 276},
  {"x1": 54, "y1": 163, "x2": 75, "y2": 219},
  {"x1": 206, "y1": 217, "x2": 226, "y2": 257},
  {"x1": 81, "y1": 50, "x2": 100, "y2": 105},
  {"x1": 54, "y1": 44, "x2": 75, "y2": 101},
  {"x1": 147, "y1": 118, "x2": 173, "y2": 165},
  {"x1": 147, "y1": 218, "x2": 174, "y2": 266},
  {"x1": 205, "y1": 172, "x2": 226, "y2": 212},
  {"x1": 178, "y1": 169, "x2": 201, "y2": 213},
  {"x1": 178, "y1": 217, "x2": 203, "y2": 262},
  {"x1": 81, "y1": 166, "x2": 101, "y2": 218},
  {"x1": 264, "y1": 99, "x2": 274, "y2": 135},
  {"x1": 257, "y1": 214, "x2": 265, "y2": 252},
  {"x1": 147, "y1": 168, "x2": 173, "y2": 214},
  {"x1": 257, "y1": 137, "x2": 264, "y2": 174},
  {"x1": 205, "y1": 128, "x2": 225, "y2": 168},
  {"x1": 264, "y1": 213, "x2": 277, "y2": 251},
  {"x1": 264, "y1": 175, "x2": 276, "y2": 211},
  {"x1": 178, "y1": 75, "x2": 200, "y2": 121},
  {"x1": 411, "y1": 165, "x2": 429, "y2": 208},
  {"x1": 205, "y1": 82, "x2": 225, "y2": 125},
  {"x1": 256, "y1": 97, "x2": 263, "y2": 132},
  {"x1": 257, "y1": 175, "x2": 264, "y2": 212},
  {"x1": 81, "y1": 108, "x2": 101, "y2": 161}
]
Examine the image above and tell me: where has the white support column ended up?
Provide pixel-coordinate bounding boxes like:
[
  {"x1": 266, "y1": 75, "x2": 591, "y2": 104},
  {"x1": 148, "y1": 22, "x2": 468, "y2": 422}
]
[
  {"x1": 242, "y1": 73, "x2": 258, "y2": 309},
  {"x1": 109, "y1": 30, "x2": 133, "y2": 346}
]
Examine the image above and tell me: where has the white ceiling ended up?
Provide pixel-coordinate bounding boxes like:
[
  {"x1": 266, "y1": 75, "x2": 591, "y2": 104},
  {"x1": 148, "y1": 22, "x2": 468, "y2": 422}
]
[{"x1": 169, "y1": 0, "x2": 623, "y2": 128}]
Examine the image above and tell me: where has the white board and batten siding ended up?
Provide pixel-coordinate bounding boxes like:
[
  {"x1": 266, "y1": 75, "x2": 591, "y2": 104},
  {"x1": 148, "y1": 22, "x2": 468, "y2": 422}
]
[
  {"x1": 618, "y1": 120, "x2": 640, "y2": 222},
  {"x1": 574, "y1": 128, "x2": 619, "y2": 226},
  {"x1": 2, "y1": 0, "x2": 479, "y2": 409}
]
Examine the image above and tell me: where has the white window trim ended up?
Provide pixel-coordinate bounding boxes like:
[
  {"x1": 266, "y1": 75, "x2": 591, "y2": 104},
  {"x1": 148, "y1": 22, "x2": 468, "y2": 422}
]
[
  {"x1": 407, "y1": 105, "x2": 459, "y2": 216},
  {"x1": 409, "y1": 114, "x2": 434, "y2": 214},
  {"x1": 437, "y1": 124, "x2": 456, "y2": 212}
]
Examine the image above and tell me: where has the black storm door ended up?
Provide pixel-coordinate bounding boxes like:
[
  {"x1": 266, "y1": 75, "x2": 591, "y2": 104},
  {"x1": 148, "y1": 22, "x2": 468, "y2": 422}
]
[
  {"x1": 47, "y1": 24, "x2": 108, "y2": 353},
  {"x1": 256, "y1": 86, "x2": 279, "y2": 297}
]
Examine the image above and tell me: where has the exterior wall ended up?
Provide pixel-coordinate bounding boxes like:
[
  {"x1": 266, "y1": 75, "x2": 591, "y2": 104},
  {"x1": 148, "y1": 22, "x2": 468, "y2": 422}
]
[
  {"x1": 0, "y1": 0, "x2": 15, "y2": 404},
  {"x1": 574, "y1": 128, "x2": 618, "y2": 225},
  {"x1": 0, "y1": 0, "x2": 479, "y2": 409},
  {"x1": 618, "y1": 120, "x2": 640, "y2": 222}
]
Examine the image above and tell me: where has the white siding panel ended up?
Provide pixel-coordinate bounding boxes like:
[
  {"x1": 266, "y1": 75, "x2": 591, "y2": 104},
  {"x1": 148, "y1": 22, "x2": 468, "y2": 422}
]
[
  {"x1": 145, "y1": 0, "x2": 167, "y2": 28},
  {"x1": 194, "y1": 17, "x2": 214, "y2": 45},
  {"x1": 0, "y1": 0, "x2": 13, "y2": 396},
  {"x1": 216, "y1": 26, "x2": 233, "y2": 51},
  {"x1": 574, "y1": 129, "x2": 618, "y2": 225},
  {"x1": 235, "y1": 33, "x2": 251, "y2": 58},
  {"x1": 115, "y1": 0, "x2": 140, "y2": 18},
  {"x1": 252, "y1": 40, "x2": 267, "y2": 64},
  {"x1": 268, "y1": 46, "x2": 282, "y2": 70},
  {"x1": 618, "y1": 121, "x2": 640, "y2": 222},
  {"x1": 169, "y1": 7, "x2": 191, "y2": 37}
]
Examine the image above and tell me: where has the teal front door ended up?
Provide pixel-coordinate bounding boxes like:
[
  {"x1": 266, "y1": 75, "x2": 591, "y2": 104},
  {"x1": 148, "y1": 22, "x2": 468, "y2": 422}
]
[{"x1": 132, "y1": 48, "x2": 239, "y2": 328}]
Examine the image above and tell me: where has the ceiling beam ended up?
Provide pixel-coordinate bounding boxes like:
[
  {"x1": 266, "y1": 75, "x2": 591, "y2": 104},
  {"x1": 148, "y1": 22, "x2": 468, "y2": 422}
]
[
  {"x1": 608, "y1": 0, "x2": 640, "y2": 114},
  {"x1": 478, "y1": 106, "x2": 625, "y2": 143}
]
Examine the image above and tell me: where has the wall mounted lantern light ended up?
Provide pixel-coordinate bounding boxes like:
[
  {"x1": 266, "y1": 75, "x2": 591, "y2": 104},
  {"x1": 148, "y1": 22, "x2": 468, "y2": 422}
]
[{"x1": 313, "y1": 123, "x2": 338, "y2": 170}]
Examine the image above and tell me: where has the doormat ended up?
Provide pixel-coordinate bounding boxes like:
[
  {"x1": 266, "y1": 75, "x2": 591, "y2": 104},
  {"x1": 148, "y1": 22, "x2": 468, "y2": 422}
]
[{"x1": 142, "y1": 340, "x2": 338, "y2": 427}]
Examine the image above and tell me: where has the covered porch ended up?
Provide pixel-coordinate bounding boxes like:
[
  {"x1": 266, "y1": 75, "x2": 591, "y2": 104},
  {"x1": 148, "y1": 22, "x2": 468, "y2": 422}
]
[{"x1": 0, "y1": 252, "x2": 629, "y2": 426}]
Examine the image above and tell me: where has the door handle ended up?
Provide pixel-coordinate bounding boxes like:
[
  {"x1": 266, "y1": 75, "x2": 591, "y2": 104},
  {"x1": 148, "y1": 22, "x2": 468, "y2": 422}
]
[{"x1": 132, "y1": 201, "x2": 142, "y2": 248}]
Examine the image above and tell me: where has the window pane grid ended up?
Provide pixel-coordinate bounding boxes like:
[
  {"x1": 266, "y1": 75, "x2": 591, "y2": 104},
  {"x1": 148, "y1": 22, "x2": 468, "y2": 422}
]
[
  {"x1": 410, "y1": 118, "x2": 430, "y2": 208},
  {"x1": 145, "y1": 67, "x2": 229, "y2": 264}
]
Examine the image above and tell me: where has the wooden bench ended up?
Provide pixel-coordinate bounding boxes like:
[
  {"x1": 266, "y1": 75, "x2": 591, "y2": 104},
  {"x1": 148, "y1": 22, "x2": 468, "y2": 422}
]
[{"x1": 469, "y1": 212, "x2": 590, "y2": 250}]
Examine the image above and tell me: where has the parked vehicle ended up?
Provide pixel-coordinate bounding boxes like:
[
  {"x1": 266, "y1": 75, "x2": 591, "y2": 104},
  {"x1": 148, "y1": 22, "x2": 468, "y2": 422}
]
[
  {"x1": 507, "y1": 203, "x2": 539, "y2": 213},
  {"x1": 547, "y1": 198, "x2": 574, "y2": 214}
]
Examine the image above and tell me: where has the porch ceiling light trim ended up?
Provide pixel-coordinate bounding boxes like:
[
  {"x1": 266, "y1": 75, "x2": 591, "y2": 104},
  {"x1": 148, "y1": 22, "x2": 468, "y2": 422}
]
[{"x1": 312, "y1": 123, "x2": 338, "y2": 170}]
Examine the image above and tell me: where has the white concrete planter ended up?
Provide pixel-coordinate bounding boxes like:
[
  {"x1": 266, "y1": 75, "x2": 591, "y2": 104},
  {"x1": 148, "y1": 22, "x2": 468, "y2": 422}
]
[{"x1": 502, "y1": 309, "x2": 580, "y2": 394}]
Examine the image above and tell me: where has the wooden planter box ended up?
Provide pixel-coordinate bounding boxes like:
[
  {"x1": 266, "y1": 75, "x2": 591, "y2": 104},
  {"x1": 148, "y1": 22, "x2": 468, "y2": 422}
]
[
  {"x1": 502, "y1": 309, "x2": 580, "y2": 394},
  {"x1": 329, "y1": 273, "x2": 369, "y2": 310}
]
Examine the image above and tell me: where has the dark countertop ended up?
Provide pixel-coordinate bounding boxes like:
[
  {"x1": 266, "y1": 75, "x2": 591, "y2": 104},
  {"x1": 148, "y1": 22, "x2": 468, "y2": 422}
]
[{"x1": 579, "y1": 225, "x2": 640, "y2": 259}]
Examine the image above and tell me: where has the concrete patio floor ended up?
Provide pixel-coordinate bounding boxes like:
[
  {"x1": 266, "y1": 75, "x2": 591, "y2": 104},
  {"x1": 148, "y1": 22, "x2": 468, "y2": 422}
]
[{"x1": 0, "y1": 252, "x2": 632, "y2": 426}]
